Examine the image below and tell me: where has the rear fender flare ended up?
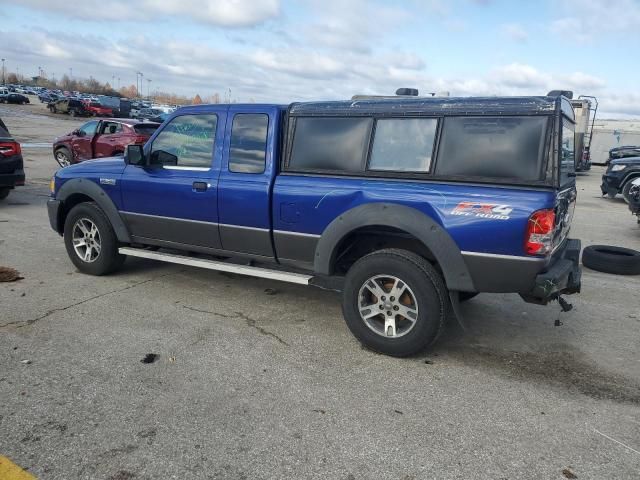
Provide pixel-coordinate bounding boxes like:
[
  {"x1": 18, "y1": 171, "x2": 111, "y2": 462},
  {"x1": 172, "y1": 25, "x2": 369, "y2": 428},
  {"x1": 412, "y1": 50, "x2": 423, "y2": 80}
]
[
  {"x1": 313, "y1": 203, "x2": 475, "y2": 291},
  {"x1": 57, "y1": 178, "x2": 131, "y2": 243}
]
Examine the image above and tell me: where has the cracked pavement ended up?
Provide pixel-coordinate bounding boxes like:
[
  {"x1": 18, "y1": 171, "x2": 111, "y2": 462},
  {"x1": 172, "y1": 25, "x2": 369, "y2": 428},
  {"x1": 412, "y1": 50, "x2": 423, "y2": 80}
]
[{"x1": 1, "y1": 102, "x2": 640, "y2": 479}]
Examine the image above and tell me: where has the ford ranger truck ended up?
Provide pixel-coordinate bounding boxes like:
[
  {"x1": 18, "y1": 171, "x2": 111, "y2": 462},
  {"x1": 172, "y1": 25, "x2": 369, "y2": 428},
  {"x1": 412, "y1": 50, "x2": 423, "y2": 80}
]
[{"x1": 47, "y1": 96, "x2": 582, "y2": 356}]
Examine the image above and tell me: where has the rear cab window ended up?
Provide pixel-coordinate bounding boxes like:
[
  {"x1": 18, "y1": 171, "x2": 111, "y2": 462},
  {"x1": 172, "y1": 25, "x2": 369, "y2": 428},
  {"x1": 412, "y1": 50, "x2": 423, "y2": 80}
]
[
  {"x1": 434, "y1": 116, "x2": 549, "y2": 182},
  {"x1": 369, "y1": 118, "x2": 437, "y2": 173},
  {"x1": 288, "y1": 117, "x2": 372, "y2": 173}
]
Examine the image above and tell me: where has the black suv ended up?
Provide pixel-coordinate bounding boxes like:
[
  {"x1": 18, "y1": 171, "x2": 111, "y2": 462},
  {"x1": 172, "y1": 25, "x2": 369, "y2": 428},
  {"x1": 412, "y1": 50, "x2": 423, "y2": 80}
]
[
  {"x1": 601, "y1": 156, "x2": 640, "y2": 199},
  {"x1": 0, "y1": 118, "x2": 25, "y2": 200},
  {"x1": 607, "y1": 146, "x2": 640, "y2": 165}
]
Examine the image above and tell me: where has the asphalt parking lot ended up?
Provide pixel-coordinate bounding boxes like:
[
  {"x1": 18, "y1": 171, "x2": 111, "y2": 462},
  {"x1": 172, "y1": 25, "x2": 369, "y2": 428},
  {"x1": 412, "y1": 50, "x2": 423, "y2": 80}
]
[{"x1": 1, "y1": 100, "x2": 639, "y2": 479}]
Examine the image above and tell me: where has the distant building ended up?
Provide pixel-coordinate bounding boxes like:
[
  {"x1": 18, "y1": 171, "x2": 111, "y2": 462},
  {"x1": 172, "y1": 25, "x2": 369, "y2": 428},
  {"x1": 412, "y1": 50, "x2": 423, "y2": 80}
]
[{"x1": 591, "y1": 120, "x2": 640, "y2": 164}]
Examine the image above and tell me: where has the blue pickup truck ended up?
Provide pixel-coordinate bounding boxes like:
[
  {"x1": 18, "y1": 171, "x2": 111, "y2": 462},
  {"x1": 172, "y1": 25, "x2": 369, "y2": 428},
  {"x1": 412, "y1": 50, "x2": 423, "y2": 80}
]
[{"x1": 47, "y1": 95, "x2": 582, "y2": 356}]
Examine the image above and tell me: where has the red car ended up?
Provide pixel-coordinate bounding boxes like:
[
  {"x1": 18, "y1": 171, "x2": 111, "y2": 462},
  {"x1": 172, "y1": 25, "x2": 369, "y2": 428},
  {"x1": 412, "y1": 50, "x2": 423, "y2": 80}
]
[
  {"x1": 53, "y1": 119, "x2": 160, "y2": 167},
  {"x1": 82, "y1": 100, "x2": 113, "y2": 117}
]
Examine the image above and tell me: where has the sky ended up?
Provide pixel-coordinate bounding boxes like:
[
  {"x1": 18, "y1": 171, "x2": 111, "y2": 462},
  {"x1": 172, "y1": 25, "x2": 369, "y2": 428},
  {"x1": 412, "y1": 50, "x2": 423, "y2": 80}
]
[{"x1": 0, "y1": 0, "x2": 639, "y2": 117}]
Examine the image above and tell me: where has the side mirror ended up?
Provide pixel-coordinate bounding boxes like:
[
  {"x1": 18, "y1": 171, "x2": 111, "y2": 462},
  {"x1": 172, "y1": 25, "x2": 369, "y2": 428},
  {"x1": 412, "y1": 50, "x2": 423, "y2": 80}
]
[
  {"x1": 125, "y1": 144, "x2": 145, "y2": 166},
  {"x1": 76, "y1": 130, "x2": 86, "y2": 137}
]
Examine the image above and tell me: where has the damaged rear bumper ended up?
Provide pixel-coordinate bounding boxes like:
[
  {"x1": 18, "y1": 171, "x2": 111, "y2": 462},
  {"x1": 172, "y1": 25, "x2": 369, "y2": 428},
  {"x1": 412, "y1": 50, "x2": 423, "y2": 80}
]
[{"x1": 521, "y1": 239, "x2": 581, "y2": 305}]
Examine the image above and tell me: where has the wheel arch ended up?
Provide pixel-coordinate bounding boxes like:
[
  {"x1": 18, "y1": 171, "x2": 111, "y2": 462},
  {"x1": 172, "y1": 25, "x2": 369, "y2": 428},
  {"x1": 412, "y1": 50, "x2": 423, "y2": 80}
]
[
  {"x1": 621, "y1": 172, "x2": 640, "y2": 188},
  {"x1": 313, "y1": 203, "x2": 475, "y2": 291},
  {"x1": 56, "y1": 178, "x2": 131, "y2": 243}
]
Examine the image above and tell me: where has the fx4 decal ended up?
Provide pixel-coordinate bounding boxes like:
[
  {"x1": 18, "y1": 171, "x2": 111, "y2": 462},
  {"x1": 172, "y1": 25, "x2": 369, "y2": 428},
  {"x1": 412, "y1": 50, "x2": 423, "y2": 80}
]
[{"x1": 451, "y1": 202, "x2": 513, "y2": 220}]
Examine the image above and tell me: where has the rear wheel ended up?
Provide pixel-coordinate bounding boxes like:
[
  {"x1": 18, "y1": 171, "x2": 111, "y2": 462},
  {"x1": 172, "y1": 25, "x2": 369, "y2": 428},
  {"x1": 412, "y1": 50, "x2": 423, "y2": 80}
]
[
  {"x1": 63, "y1": 202, "x2": 125, "y2": 275},
  {"x1": 0, "y1": 188, "x2": 10, "y2": 200},
  {"x1": 54, "y1": 147, "x2": 72, "y2": 167},
  {"x1": 342, "y1": 249, "x2": 448, "y2": 357}
]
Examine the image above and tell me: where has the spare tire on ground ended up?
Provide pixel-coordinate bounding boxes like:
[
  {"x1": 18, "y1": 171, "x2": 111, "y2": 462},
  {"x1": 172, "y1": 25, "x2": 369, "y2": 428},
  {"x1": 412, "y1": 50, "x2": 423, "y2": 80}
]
[{"x1": 582, "y1": 245, "x2": 640, "y2": 275}]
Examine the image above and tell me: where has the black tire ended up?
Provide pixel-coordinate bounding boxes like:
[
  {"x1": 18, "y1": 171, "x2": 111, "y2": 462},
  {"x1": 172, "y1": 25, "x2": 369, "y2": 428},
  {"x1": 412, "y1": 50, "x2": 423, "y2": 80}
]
[
  {"x1": 70, "y1": 109, "x2": 76, "y2": 117},
  {"x1": 0, "y1": 188, "x2": 10, "y2": 200},
  {"x1": 459, "y1": 292, "x2": 479, "y2": 302},
  {"x1": 622, "y1": 180, "x2": 638, "y2": 203},
  {"x1": 63, "y1": 202, "x2": 125, "y2": 275},
  {"x1": 54, "y1": 147, "x2": 72, "y2": 167},
  {"x1": 52, "y1": 106, "x2": 57, "y2": 113},
  {"x1": 342, "y1": 248, "x2": 448, "y2": 357},
  {"x1": 582, "y1": 245, "x2": 640, "y2": 275}
]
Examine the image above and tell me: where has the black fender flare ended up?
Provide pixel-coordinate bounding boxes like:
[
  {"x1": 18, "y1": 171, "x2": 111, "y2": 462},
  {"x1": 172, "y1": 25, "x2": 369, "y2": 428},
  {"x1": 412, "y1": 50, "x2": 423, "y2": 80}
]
[
  {"x1": 56, "y1": 178, "x2": 131, "y2": 243},
  {"x1": 313, "y1": 203, "x2": 475, "y2": 292}
]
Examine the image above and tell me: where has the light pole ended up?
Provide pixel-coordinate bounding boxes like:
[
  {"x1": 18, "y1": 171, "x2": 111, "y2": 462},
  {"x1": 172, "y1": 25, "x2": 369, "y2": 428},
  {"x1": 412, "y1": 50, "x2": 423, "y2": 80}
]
[
  {"x1": 117, "y1": 77, "x2": 120, "y2": 89},
  {"x1": 147, "y1": 78, "x2": 152, "y2": 100},
  {"x1": 135, "y1": 71, "x2": 143, "y2": 98},
  {"x1": 1, "y1": 59, "x2": 5, "y2": 85}
]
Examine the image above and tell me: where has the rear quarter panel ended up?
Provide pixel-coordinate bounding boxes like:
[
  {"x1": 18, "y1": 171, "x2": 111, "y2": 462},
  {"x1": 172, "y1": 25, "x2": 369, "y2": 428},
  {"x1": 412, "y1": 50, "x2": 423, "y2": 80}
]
[{"x1": 273, "y1": 175, "x2": 556, "y2": 257}]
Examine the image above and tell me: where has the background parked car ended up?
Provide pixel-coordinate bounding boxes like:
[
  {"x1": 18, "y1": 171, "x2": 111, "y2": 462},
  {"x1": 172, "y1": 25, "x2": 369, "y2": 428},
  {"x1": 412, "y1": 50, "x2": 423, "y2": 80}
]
[
  {"x1": 134, "y1": 107, "x2": 165, "y2": 122},
  {"x1": 0, "y1": 93, "x2": 30, "y2": 104},
  {"x1": 601, "y1": 156, "x2": 640, "y2": 199},
  {"x1": 48, "y1": 98, "x2": 90, "y2": 117},
  {"x1": 0, "y1": 116, "x2": 25, "y2": 200},
  {"x1": 607, "y1": 146, "x2": 640, "y2": 165},
  {"x1": 81, "y1": 100, "x2": 113, "y2": 117},
  {"x1": 53, "y1": 119, "x2": 160, "y2": 166}
]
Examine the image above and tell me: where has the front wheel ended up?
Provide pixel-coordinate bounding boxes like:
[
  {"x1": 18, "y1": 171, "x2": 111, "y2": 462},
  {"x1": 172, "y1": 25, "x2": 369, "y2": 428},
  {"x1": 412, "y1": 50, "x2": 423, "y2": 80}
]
[
  {"x1": 622, "y1": 181, "x2": 637, "y2": 203},
  {"x1": 63, "y1": 202, "x2": 125, "y2": 275},
  {"x1": 342, "y1": 249, "x2": 448, "y2": 357},
  {"x1": 54, "y1": 147, "x2": 72, "y2": 167}
]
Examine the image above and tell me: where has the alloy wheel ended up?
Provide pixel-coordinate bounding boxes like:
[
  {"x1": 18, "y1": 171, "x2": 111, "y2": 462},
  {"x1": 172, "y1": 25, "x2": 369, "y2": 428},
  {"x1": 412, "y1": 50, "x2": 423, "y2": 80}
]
[
  {"x1": 357, "y1": 275, "x2": 419, "y2": 338},
  {"x1": 72, "y1": 218, "x2": 101, "y2": 263}
]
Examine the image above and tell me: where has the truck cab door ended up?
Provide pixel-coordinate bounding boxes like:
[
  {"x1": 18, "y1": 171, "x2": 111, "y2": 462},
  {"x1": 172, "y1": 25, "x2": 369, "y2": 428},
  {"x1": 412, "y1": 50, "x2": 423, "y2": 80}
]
[
  {"x1": 217, "y1": 107, "x2": 277, "y2": 258},
  {"x1": 120, "y1": 110, "x2": 226, "y2": 250},
  {"x1": 71, "y1": 120, "x2": 99, "y2": 161}
]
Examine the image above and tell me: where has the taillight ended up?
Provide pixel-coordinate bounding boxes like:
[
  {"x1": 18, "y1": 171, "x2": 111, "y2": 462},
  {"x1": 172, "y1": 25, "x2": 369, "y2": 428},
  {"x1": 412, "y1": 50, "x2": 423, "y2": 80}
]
[
  {"x1": 0, "y1": 141, "x2": 21, "y2": 156},
  {"x1": 525, "y1": 209, "x2": 555, "y2": 256},
  {"x1": 134, "y1": 136, "x2": 148, "y2": 143}
]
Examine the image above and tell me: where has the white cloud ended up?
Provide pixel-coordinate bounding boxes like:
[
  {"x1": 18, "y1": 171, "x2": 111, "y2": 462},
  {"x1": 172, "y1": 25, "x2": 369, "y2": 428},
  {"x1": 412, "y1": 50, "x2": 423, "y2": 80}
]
[
  {"x1": 0, "y1": 26, "x2": 633, "y2": 115},
  {"x1": 501, "y1": 23, "x2": 528, "y2": 42},
  {"x1": 491, "y1": 63, "x2": 550, "y2": 89},
  {"x1": 560, "y1": 72, "x2": 606, "y2": 91},
  {"x1": 9, "y1": 0, "x2": 281, "y2": 27},
  {"x1": 551, "y1": 0, "x2": 640, "y2": 43}
]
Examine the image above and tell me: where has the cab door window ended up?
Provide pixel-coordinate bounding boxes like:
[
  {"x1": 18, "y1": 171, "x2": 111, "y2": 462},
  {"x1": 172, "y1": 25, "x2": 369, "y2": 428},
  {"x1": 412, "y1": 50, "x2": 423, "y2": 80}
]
[
  {"x1": 78, "y1": 121, "x2": 98, "y2": 136},
  {"x1": 150, "y1": 114, "x2": 218, "y2": 168},
  {"x1": 100, "y1": 121, "x2": 123, "y2": 135},
  {"x1": 228, "y1": 114, "x2": 269, "y2": 173}
]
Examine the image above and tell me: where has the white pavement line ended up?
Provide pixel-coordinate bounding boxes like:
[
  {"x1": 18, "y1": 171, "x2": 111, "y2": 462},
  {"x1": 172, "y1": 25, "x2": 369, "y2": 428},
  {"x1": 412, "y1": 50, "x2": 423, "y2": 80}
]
[{"x1": 593, "y1": 428, "x2": 640, "y2": 456}]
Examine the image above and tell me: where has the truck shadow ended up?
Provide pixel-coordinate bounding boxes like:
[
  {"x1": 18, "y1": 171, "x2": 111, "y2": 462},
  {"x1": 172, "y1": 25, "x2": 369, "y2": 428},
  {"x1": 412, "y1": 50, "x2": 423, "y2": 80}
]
[{"x1": 427, "y1": 299, "x2": 640, "y2": 405}]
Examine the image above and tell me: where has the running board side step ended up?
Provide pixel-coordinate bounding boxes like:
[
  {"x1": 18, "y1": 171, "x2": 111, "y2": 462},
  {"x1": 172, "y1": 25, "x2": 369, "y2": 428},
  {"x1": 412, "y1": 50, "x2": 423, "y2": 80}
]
[{"x1": 118, "y1": 247, "x2": 313, "y2": 285}]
